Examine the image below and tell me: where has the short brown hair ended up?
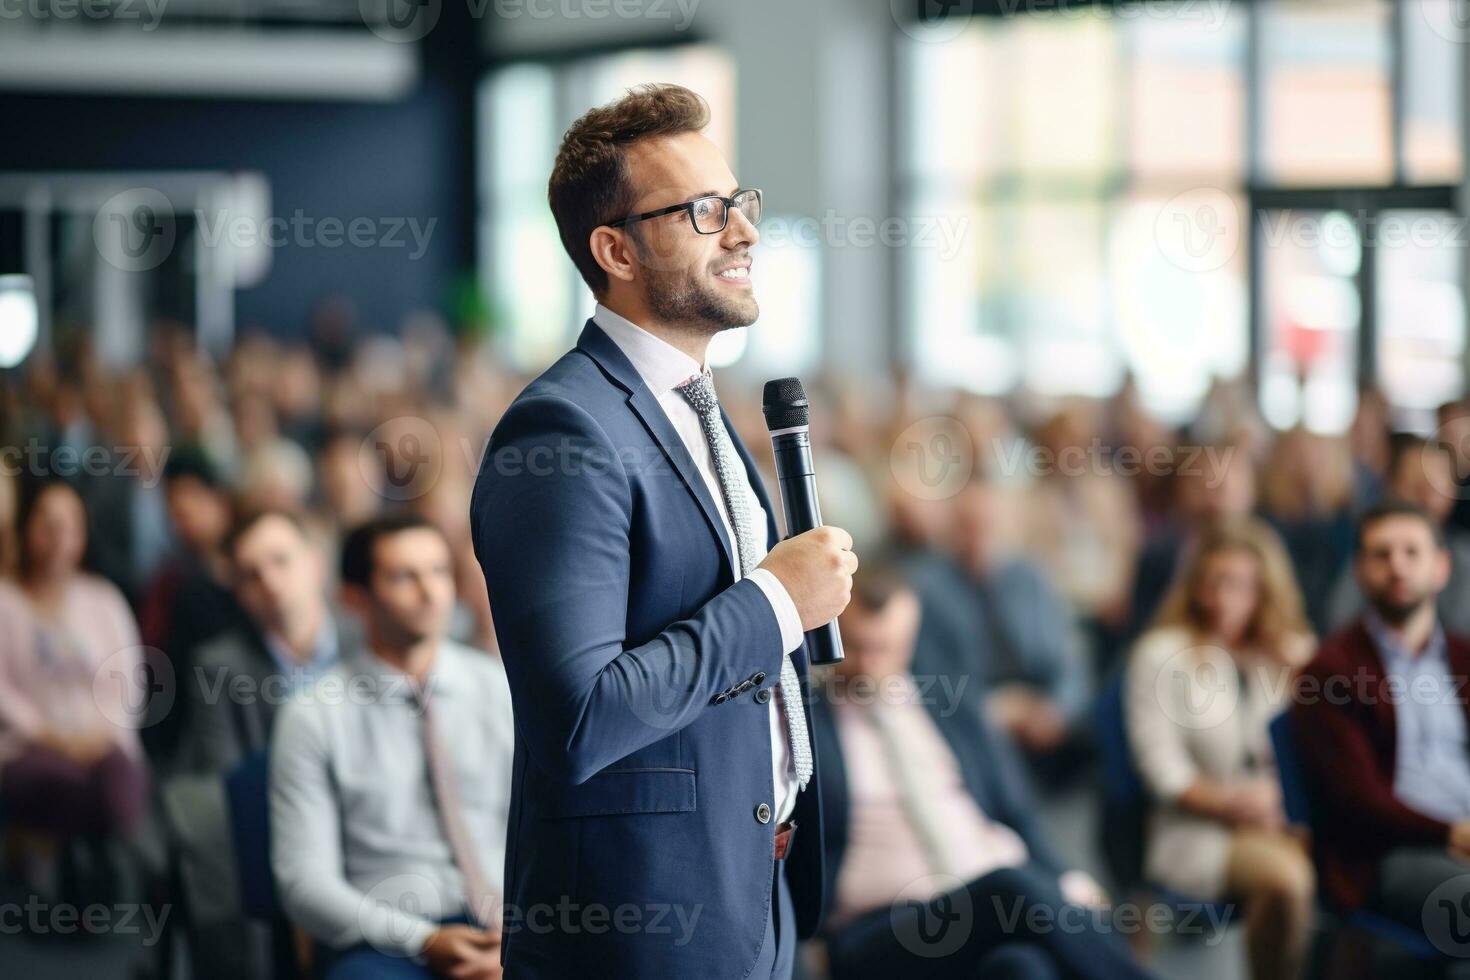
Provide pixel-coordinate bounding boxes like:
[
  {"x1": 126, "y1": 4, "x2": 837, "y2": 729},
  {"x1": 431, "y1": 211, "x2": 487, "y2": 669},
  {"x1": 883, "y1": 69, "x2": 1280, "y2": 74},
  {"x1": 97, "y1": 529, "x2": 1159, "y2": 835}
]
[
  {"x1": 849, "y1": 558, "x2": 913, "y2": 613},
  {"x1": 225, "y1": 507, "x2": 308, "y2": 561},
  {"x1": 547, "y1": 83, "x2": 711, "y2": 295}
]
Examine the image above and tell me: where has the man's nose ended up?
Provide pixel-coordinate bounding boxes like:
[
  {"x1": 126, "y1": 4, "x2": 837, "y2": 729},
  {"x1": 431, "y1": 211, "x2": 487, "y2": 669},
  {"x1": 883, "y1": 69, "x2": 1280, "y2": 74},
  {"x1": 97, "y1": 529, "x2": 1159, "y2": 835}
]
[{"x1": 723, "y1": 207, "x2": 758, "y2": 248}]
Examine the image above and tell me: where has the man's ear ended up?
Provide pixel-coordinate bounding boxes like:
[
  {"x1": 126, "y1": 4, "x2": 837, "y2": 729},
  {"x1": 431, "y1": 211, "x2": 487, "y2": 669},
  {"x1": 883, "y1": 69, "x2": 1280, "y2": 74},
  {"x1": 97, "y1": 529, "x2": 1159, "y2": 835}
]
[
  {"x1": 588, "y1": 226, "x2": 638, "y2": 288},
  {"x1": 1435, "y1": 545, "x2": 1454, "y2": 589}
]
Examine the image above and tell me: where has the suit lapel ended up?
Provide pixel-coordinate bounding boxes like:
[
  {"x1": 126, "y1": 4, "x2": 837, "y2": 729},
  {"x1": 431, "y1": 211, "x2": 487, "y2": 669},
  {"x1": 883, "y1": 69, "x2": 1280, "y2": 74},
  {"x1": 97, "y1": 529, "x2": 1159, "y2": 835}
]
[{"x1": 576, "y1": 320, "x2": 736, "y2": 578}]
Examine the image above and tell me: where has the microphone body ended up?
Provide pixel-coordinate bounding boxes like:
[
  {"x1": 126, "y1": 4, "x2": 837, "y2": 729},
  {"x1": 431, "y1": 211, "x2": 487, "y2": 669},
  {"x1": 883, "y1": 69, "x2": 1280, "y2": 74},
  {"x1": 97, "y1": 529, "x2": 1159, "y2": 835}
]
[{"x1": 763, "y1": 379, "x2": 845, "y2": 666}]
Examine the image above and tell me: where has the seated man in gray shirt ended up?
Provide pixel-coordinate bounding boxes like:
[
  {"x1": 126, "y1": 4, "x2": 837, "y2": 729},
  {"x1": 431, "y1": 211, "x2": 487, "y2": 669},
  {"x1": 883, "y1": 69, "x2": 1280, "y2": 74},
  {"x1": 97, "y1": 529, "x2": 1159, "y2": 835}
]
[{"x1": 270, "y1": 514, "x2": 514, "y2": 979}]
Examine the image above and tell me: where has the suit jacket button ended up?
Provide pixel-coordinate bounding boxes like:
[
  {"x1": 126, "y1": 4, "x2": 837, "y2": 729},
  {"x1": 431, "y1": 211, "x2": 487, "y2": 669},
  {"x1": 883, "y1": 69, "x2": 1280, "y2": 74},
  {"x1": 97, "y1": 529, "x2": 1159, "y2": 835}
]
[
  {"x1": 755, "y1": 803, "x2": 772, "y2": 824},
  {"x1": 755, "y1": 688, "x2": 771, "y2": 704},
  {"x1": 752, "y1": 672, "x2": 767, "y2": 685},
  {"x1": 713, "y1": 693, "x2": 729, "y2": 705}
]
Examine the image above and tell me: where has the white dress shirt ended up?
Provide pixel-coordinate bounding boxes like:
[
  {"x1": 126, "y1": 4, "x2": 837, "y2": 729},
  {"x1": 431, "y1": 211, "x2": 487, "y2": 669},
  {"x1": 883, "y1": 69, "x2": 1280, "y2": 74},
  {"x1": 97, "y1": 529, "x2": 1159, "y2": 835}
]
[
  {"x1": 269, "y1": 641, "x2": 516, "y2": 956},
  {"x1": 594, "y1": 304, "x2": 805, "y2": 824}
]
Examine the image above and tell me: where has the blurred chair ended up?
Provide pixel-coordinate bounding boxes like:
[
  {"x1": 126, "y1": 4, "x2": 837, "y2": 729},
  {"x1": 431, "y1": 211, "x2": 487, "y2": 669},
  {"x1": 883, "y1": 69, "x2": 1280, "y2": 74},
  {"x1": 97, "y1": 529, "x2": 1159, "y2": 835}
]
[
  {"x1": 1268, "y1": 713, "x2": 1444, "y2": 965},
  {"x1": 224, "y1": 751, "x2": 276, "y2": 920},
  {"x1": 225, "y1": 750, "x2": 312, "y2": 978},
  {"x1": 1094, "y1": 674, "x2": 1238, "y2": 947}
]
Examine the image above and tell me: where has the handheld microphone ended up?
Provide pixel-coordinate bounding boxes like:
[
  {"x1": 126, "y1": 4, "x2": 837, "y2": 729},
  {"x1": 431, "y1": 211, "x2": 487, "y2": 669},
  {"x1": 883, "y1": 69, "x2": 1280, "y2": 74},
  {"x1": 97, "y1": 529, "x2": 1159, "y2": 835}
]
[{"x1": 762, "y1": 377, "x2": 845, "y2": 666}]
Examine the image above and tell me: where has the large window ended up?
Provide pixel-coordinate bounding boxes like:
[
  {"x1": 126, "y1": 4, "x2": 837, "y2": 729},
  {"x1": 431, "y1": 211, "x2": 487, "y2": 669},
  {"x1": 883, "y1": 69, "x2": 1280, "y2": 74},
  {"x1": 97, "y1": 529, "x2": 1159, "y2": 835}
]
[
  {"x1": 899, "y1": 0, "x2": 1464, "y2": 430},
  {"x1": 479, "y1": 45, "x2": 822, "y2": 377},
  {"x1": 900, "y1": 7, "x2": 1249, "y2": 422},
  {"x1": 479, "y1": 45, "x2": 736, "y2": 371}
]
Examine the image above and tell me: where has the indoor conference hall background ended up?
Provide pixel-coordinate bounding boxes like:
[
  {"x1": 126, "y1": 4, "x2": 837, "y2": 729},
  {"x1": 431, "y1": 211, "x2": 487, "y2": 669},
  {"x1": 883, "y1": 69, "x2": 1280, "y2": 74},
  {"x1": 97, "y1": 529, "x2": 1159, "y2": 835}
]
[{"x1": 2, "y1": 0, "x2": 1470, "y2": 978}]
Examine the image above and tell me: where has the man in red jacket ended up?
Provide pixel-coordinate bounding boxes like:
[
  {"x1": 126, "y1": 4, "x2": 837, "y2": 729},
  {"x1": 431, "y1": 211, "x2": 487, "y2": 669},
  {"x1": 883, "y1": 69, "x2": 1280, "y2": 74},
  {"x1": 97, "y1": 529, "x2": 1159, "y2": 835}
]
[{"x1": 1293, "y1": 499, "x2": 1470, "y2": 955}]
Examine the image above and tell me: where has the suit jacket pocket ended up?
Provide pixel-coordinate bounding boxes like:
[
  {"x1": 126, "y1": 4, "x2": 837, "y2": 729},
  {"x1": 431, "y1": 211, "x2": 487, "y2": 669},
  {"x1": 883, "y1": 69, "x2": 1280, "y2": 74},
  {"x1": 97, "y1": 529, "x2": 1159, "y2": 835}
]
[{"x1": 545, "y1": 767, "x2": 696, "y2": 819}]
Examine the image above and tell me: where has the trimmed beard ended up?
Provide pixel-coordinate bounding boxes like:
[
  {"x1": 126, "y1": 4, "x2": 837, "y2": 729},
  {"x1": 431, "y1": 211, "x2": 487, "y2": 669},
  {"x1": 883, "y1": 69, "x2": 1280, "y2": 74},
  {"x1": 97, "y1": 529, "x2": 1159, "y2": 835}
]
[
  {"x1": 1368, "y1": 592, "x2": 1433, "y2": 626},
  {"x1": 637, "y1": 241, "x2": 758, "y2": 332}
]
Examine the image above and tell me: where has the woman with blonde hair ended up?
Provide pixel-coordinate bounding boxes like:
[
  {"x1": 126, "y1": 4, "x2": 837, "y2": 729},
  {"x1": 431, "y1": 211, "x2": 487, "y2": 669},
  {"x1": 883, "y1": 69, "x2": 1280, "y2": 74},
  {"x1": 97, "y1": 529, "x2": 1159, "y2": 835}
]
[{"x1": 1125, "y1": 516, "x2": 1316, "y2": 980}]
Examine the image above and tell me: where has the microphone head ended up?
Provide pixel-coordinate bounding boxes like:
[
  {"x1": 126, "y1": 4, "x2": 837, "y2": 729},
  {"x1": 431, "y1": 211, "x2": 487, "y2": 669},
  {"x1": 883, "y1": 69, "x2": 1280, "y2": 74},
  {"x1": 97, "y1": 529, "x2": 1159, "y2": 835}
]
[{"x1": 762, "y1": 377, "x2": 810, "y2": 430}]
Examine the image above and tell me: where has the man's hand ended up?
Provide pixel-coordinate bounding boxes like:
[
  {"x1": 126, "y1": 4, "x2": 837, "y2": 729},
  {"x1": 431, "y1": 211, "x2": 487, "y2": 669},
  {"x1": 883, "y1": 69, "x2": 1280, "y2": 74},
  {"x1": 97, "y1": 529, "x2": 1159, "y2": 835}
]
[
  {"x1": 1222, "y1": 779, "x2": 1284, "y2": 831},
  {"x1": 1449, "y1": 821, "x2": 1470, "y2": 862},
  {"x1": 421, "y1": 925, "x2": 503, "y2": 979},
  {"x1": 758, "y1": 526, "x2": 858, "y2": 631},
  {"x1": 987, "y1": 687, "x2": 1067, "y2": 753}
]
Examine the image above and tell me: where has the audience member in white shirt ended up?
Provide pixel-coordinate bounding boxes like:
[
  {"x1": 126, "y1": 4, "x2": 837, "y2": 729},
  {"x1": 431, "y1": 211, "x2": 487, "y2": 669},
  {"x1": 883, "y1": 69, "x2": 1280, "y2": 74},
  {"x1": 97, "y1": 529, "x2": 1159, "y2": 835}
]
[{"x1": 270, "y1": 513, "x2": 514, "y2": 980}]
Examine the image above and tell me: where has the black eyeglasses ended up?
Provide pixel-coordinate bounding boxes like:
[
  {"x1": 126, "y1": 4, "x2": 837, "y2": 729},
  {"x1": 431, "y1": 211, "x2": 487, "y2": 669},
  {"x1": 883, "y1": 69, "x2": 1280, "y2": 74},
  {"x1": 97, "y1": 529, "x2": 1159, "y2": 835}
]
[{"x1": 606, "y1": 188, "x2": 763, "y2": 235}]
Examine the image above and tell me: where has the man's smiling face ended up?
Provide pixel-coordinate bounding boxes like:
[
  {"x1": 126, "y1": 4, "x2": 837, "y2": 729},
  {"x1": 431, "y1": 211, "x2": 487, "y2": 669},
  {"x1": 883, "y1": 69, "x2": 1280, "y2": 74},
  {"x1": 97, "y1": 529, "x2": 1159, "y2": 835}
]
[{"x1": 618, "y1": 130, "x2": 760, "y2": 332}]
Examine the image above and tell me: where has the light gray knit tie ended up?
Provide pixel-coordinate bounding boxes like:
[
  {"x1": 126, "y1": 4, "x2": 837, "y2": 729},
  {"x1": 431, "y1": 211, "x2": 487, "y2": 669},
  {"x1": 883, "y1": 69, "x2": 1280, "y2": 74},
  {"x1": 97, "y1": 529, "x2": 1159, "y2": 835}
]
[{"x1": 676, "y1": 370, "x2": 813, "y2": 789}]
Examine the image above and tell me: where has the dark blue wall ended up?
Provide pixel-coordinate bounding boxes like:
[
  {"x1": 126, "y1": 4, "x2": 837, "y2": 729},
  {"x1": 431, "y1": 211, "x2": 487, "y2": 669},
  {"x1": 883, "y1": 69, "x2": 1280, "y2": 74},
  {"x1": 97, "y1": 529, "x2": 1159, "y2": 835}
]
[{"x1": 1, "y1": 73, "x2": 474, "y2": 337}]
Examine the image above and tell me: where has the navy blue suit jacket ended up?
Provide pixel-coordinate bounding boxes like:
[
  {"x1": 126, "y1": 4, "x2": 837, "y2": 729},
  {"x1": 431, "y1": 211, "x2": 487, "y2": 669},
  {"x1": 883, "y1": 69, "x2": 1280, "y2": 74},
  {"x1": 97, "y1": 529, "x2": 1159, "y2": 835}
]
[
  {"x1": 470, "y1": 320, "x2": 826, "y2": 978},
  {"x1": 808, "y1": 678, "x2": 1063, "y2": 930}
]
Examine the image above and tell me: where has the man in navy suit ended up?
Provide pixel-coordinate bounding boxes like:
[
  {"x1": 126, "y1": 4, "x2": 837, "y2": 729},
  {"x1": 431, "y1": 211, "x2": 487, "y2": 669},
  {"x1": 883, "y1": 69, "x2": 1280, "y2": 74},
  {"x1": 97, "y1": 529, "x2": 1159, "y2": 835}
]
[{"x1": 471, "y1": 83, "x2": 857, "y2": 979}]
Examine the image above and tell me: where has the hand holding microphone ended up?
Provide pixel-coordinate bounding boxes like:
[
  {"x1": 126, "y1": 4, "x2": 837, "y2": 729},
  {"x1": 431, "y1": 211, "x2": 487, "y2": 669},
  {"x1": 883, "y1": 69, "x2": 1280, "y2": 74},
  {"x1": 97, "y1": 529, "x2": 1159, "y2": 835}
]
[
  {"x1": 757, "y1": 377, "x2": 853, "y2": 664},
  {"x1": 758, "y1": 526, "x2": 857, "y2": 632}
]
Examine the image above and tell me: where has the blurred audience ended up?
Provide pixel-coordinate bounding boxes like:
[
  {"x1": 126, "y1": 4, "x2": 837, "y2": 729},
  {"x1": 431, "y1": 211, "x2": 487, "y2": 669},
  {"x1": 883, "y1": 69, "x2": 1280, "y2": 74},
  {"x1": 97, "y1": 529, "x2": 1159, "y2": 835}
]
[
  {"x1": 1325, "y1": 434, "x2": 1470, "y2": 635},
  {"x1": 6, "y1": 310, "x2": 1470, "y2": 979},
  {"x1": 1292, "y1": 501, "x2": 1470, "y2": 961},
  {"x1": 270, "y1": 515, "x2": 514, "y2": 979},
  {"x1": 1126, "y1": 518, "x2": 1315, "y2": 980},
  {"x1": 1022, "y1": 406, "x2": 1141, "y2": 639},
  {"x1": 78, "y1": 376, "x2": 176, "y2": 602},
  {"x1": 908, "y1": 478, "x2": 1092, "y2": 778},
  {"x1": 1258, "y1": 428, "x2": 1356, "y2": 634},
  {"x1": 181, "y1": 508, "x2": 360, "y2": 776},
  {"x1": 138, "y1": 448, "x2": 248, "y2": 762},
  {"x1": 813, "y1": 563, "x2": 1147, "y2": 980},
  {"x1": 0, "y1": 477, "x2": 150, "y2": 896},
  {"x1": 1128, "y1": 440, "x2": 1257, "y2": 640}
]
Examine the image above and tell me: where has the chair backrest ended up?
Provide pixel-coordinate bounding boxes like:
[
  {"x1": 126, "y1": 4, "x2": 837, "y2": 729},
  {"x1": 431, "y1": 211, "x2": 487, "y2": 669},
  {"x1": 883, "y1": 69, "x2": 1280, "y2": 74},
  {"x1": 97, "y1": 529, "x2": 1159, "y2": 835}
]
[
  {"x1": 224, "y1": 749, "x2": 277, "y2": 920},
  {"x1": 1268, "y1": 711, "x2": 1312, "y2": 828},
  {"x1": 1093, "y1": 670, "x2": 1149, "y2": 892},
  {"x1": 1095, "y1": 672, "x2": 1145, "y2": 806}
]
